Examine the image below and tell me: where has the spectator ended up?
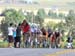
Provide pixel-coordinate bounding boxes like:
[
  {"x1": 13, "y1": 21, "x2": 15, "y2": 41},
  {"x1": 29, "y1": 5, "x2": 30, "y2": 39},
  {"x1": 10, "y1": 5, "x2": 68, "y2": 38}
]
[
  {"x1": 13, "y1": 24, "x2": 17, "y2": 48},
  {"x1": 8, "y1": 23, "x2": 14, "y2": 48},
  {"x1": 15, "y1": 23, "x2": 21, "y2": 48},
  {"x1": 66, "y1": 34, "x2": 73, "y2": 49}
]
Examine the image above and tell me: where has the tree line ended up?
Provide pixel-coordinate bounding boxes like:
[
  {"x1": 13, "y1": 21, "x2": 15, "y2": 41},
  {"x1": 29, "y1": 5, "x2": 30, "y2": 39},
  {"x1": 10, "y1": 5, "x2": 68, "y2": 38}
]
[{"x1": 0, "y1": 9, "x2": 75, "y2": 38}]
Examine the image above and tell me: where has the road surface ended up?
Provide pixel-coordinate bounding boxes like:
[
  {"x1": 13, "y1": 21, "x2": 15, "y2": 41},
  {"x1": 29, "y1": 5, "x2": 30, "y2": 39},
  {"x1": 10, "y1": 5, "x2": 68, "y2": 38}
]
[{"x1": 0, "y1": 48, "x2": 75, "y2": 56}]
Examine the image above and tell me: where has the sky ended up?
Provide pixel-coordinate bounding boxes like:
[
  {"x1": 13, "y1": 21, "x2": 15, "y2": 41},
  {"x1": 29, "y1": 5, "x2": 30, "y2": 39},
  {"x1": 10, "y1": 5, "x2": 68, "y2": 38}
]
[
  {"x1": 0, "y1": 0, "x2": 75, "y2": 1},
  {"x1": 0, "y1": 0, "x2": 75, "y2": 8}
]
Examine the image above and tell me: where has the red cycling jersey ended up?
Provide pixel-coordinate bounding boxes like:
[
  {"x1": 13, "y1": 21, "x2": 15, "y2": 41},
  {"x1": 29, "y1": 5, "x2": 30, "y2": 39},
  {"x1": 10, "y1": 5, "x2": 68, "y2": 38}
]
[{"x1": 21, "y1": 23, "x2": 30, "y2": 33}]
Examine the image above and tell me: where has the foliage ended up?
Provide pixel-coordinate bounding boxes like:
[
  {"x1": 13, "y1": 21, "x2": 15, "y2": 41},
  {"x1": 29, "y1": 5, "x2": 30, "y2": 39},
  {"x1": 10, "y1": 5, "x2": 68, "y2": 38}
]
[
  {"x1": 37, "y1": 9, "x2": 46, "y2": 19},
  {"x1": 46, "y1": 21, "x2": 57, "y2": 30},
  {"x1": 48, "y1": 10, "x2": 57, "y2": 18},
  {"x1": 35, "y1": 9, "x2": 46, "y2": 27},
  {"x1": 3, "y1": 9, "x2": 25, "y2": 24},
  {"x1": 58, "y1": 13, "x2": 65, "y2": 18},
  {"x1": 25, "y1": 12, "x2": 34, "y2": 23},
  {"x1": 0, "y1": 20, "x2": 8, "y2": 37},
  {"x1": 48, "y1": 10, "x2": 53, "y2": 16},
  {"x1": 56, "y1": 21, "x2": 66, "y2": 31},
  {"x1": 65, "y1": 10, "x2": 75, "y2": 35},
  {"x1": 34, "y1": 15, "x2": 39, "y2": 24},
  {"x1": 48, "y1": 10, "x2": 65, "y2": 18},
  {"x1": 0, "y1": 9, "x2": 25, "y2": 37},
  {"x1": 66, "y1": 10, "x2": 75, "y2": 28},
  {"x1": 64, "y1": 10, "x2": 75, "y2": 39}
]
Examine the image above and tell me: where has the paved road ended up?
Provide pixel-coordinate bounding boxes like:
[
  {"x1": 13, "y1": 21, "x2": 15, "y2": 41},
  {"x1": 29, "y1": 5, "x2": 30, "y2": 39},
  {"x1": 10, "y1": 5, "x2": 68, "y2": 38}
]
[{"x1": 0, "y1": 48, "x2": 75, "y2": 56}]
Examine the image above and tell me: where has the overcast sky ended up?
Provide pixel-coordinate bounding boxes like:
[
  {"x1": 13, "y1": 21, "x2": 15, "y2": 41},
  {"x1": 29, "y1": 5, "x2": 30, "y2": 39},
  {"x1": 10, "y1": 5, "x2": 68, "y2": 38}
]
[
  {"x1": 0, "y1": 0, "x2": 75, "y2": 8},
  {"x1": 27, "y1": 0, "x2": 75, "y2": 2}
]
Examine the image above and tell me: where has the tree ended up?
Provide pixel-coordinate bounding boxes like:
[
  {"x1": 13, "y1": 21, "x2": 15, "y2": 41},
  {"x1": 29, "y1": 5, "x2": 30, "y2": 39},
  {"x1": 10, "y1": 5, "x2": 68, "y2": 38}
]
[
  {"x1": 48, "y1": 10, "x2": 57, "y2": 18},
  {"x1": 35, "y1": 9, "x2": 46, "y2": 27},
  {"x1": 65, "y1": 10, "x2": 75, "y2": 37},
  {"x1": 3, "y1": 9, "x2": 25, "y2": 24},
  {"x1": 25, "y1": 12, "x2": 34, "y2": 23},
  {"x1": 37, "y1": 9, "x2": 46, "y2": 19},
  {"x1": 52, "y1": 12, "x2": 57, "y2": 18},
  {"x1": 35, "y1": 15, "x2": 39, "y2": 24},
  {"x1": 17, "y1": 9, "x2": 25, "y2": 23},
  {"x1": 0, "y1": 19, "x2": 8, "y2": 38},
  {"x1": 48, "y1": 10, "x2": 53, "y2": 16},
  {"x1": 58, "y1": 13, "x2": 65, "y2": 18},
  {"x1": 56, "y1": 21, "x2": 67, "y2": 35},
  {"x1": 1, "y1": 9, "x2": 25, "y2": 38},
  {"x1": 46, "y1": 21, "x2": 57, "y2": 30}
]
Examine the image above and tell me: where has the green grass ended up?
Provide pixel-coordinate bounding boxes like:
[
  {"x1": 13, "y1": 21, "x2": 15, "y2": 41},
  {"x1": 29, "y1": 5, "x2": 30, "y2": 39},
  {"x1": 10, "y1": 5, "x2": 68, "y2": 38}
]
[
  {"x1": 61, "y1": 36, "x2": 75, "y2": 48},
  {"x1": 0, "y1": 36, "x2": 75, "y2": 48},
  {"x1": 72, "y1": 40, "x2": 75, "y2": 47},
  {"x1": 0, "y1": 41, "x2": 8, "y2": 48}
]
